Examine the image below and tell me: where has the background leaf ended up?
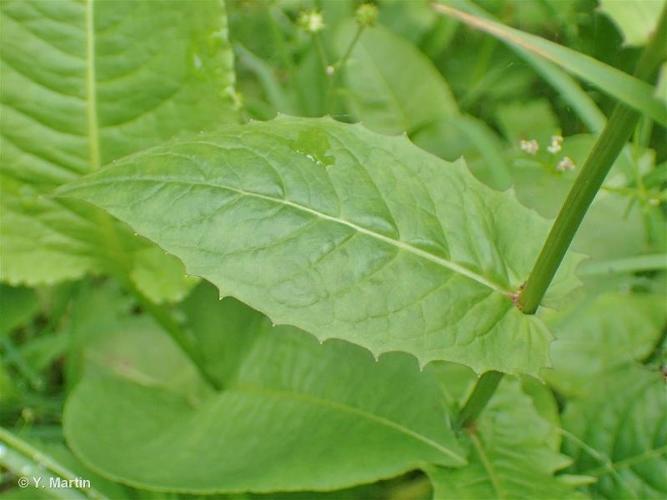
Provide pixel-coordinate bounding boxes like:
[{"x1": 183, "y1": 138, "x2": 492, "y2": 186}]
[
  {"x1": 336, "y1": 23, "x2": 458, "y2": 134},
  {"x1": 562, "y1": 367, "x2": 667, "y2": 499},
  {"x1": 544, "y1": 291, "x2": 667, "y2": 398},
  {"x1": 63, "y1": 283, "x2": 466, "y2": 493},
  {"x1": 599, "y1": 0, "x2": 667, "y2": 46},
  {"x1": 434, "y1": 2, "x2": 667, "y2": 126},
  {"x1": 0, "y1": 0, "x2": 237, "y2": 301},
  {"x1": 427, "y1": 378, "x2": 580, "y2": 500}
]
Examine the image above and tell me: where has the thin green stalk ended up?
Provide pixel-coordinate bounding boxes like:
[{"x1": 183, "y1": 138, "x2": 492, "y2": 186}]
[
  {"x1": 313, "y1": 32, "x2": 330, "y2": 72},
  {"x1": 126, "y1": 280, "x2": 221, "y2": 391},
  {"x1": 518, "y1": 5, "x2": 667, "y2": 313},
  {"x1": 0, "y1": 427, "x2": 106, "y2": 499},
  {"x1": 93, "y1": 209, "x2": 220, "y2": 390},
  {"x1": 0, "y1": 337, "x2": 44, "y2": 391},
  {"x1": 456, "y1": 370, "x2": 503, "y2": 429},
  {"x1": 325, "y1": 25, "x2": 365, "y2": 112},
  {"x1": 336, "y1": 24, "x2": 364, "y2": 73}
]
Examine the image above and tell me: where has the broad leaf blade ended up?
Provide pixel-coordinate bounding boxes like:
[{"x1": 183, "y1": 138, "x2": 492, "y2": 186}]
[
  {"x1": 562, "y1": 367, "x2": 667, "y2": 499},
  {"x1": 337, "y1": 23, "x2": 512, "y2": 189},
  {"x1": 434, "y1": 2, "x2": 667, "y2": 126},
  {"x1": 599, "y1": 0, "x2": 667, "y2": 46},
  {"x1": 63, "y1": 284, "x2": 466, "y2": 493},
  {"x1": 427, "y1": 379, "x2": 581, "y2": 500},
  {"x1": 544, "y1": 292, "x2": 667, "y2": 397},
  {"x1": 0, "y1": 0, "x2": 236, "y2": 297},
  {"x1": 337, "y1": 24, "x2": 458, "y2": 134},
  {"x1": 58, "y1": 116, "x2": 581, "y2": 376}
]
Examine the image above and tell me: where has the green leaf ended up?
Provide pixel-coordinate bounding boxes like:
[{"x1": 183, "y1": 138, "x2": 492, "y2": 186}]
[
  {"x1": 578, "y1": 253, "x2": 667, "y2": 275},
  {"x1": 434, "y1": 2, "x2": 667, "y2": 126},
  {"x1": 337, "y1": 24, "x2": 458, "y2": 134},
  {"x1": 0, "y1": 0, "x2": 236, "y2": 298},
  {"x1": 64, "y1": 283, "x2": 466, "y2": 493},
  {"x1": 57, "y1": 116, "x2": 583, "y2": 376},
  {"x1": 413, "y1": 114, "x2": 513, "y2": 191},
  {"x1": 0, "y1": 428, "x2": 125, "y2": 500},
  {"x1": 509, "y1": 134, "x2": 648, "y2": 262},
  {"x1": 427, "y1": 378, "x2": 580, "y2": 500},
  {"x1": 658, "y1": 63, "x2": 667, "y2": 105},
  {"x1": 495, "y1": 99, "x2": 560, "y2": 146},
  {"x1": 450, "y1": 0, "x2": 606, "y2": 133},
  {"x1": 336, "y1": 21, "x2": 512, "y2": 189},
  {"x1": 599, "y1": 0, "x2": 667, "y2": 46},
  {"x1": 0, "y1": 284, "x2": 38, "y2": 337},
  {"x1": 128, "y1": 247, "x2": 198, "y2": 304},
  {"x1": 562, "y1": 367, "x2": 667, "y2": 499},
  {"x1": 544, "y1": 292, "x2": 667, "y2": 398}
]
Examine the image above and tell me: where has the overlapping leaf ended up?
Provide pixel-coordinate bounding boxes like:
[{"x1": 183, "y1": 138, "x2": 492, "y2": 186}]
[
  {"x1": 0, "y1": 0, "x2": 236, "y2": 300},
  {"x1": 427, "y1": 379, "x2": 581, "y2": 499},
  {"x1": 336, "y1": 24, "x2": 458, "y2": 134},
  {"x1": 434, "y1": 2, "x2": 667, "y2": 126},
  {"x1": 544, "y1": 292, "x2": 667, "y2": 397},
  {"x1": 58, "y1": 116, "x2": 582, "y2": 375},
  {"x1": 64, "y1": 283, "x2": 466, "y2": 493},
  {"x1": 562, "y1": 367, "x2": 667, "y2": 499},
  {"x1": 336, "y1": 23, "x2": 512, "y2": 189},
  {"x1": 599, "y1": 0, "x2": 667, "y2": 46}
]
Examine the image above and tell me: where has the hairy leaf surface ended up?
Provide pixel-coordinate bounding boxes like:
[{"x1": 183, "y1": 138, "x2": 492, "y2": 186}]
[
  {"x1": 58, "y1": 116, "x2": 582, "y2": 375},
  {"x1": 427, "y1": 379, "x2": 580, "y2": 499},
  {"x1": 0, "y1": 0, "x2": 236, "y2": 297},
  {"x1": 64, "y1": 283, "x2": 466, "y2": 493}
]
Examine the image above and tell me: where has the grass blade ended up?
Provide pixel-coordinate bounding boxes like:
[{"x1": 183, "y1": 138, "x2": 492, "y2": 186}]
[{"x1": 433, "y1": 2, "x2": 667, "y2": 126}]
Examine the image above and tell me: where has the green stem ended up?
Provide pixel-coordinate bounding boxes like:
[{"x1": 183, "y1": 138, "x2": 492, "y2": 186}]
[
  {"x1": 336, "y1": 24, "x2": 364, "y2": 72},
  {"x1": 326, "y1": 25, "x2": 365, "y2": 113},
  {"x1": 95, "y1": 218, "x2": 220, "y2": 391},
  {"x1": 0, "y1": 337, "x2": 43, "y2": 391},
  {"x1": 0, "y1": 427, "x2": 105, "y2": 499},
  {"x1": 126, "y1": 279, "x2": 221, "y2": 391},
  {"x1": 456, "y1": 370, "x2": 503, "y2": 429},
  {"x1": 313, "y1": 32, "x2": 329, "y2": 72},
  {"x1": 518, "y1": 5, "x2": 667, "y2": 314}
]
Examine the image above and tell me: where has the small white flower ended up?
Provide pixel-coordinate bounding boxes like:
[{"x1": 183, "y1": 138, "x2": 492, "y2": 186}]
[
  {"x1": 520, "y1": 139, "x2": 539, "y2": 155},
  {"x1": 325, "y1": 64, "x2": 335, "y2": 76},
  {"x1": 298, "y1": 10, "x2": 325, "y2": 33},
  {"x1": 547, "y1": 135, "x2": 563, "y2": 154},
  {"x1": 556, "y1": 156, "x2": 576, "y2": 172}
]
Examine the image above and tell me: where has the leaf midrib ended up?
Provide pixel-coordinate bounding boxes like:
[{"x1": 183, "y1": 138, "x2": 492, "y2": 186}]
[
  {"x1": 85, "y1": 0, "x2": 100, "y2": 170},
  {"x1": 231, "y1": 383, "x2": 466, "y2": 465},
  {"x1": 65, "y1": 171, "x2": 513, "y2": 295},
  {"x1": 470, "y1": 433, "x2": 506, "y2": 499}
]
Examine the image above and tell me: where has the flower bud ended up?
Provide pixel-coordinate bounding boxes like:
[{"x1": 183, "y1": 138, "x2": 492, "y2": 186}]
[{"x1": 356, "y1": 3, "x2": 378, "y2": 28}]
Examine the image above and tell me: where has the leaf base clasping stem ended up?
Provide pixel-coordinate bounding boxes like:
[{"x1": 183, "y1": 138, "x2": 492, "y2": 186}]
[
  {"x1": 518, "y1": 4, "x2": 667, "y2": 313},
  {"x1": 456, "y1": 3, "x2": 667, "y2": 428}
]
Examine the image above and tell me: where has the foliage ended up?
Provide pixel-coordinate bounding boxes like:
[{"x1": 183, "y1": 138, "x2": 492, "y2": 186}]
[{"x1": 1, "y1": 0, "x2": 666, "y2": 499}]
